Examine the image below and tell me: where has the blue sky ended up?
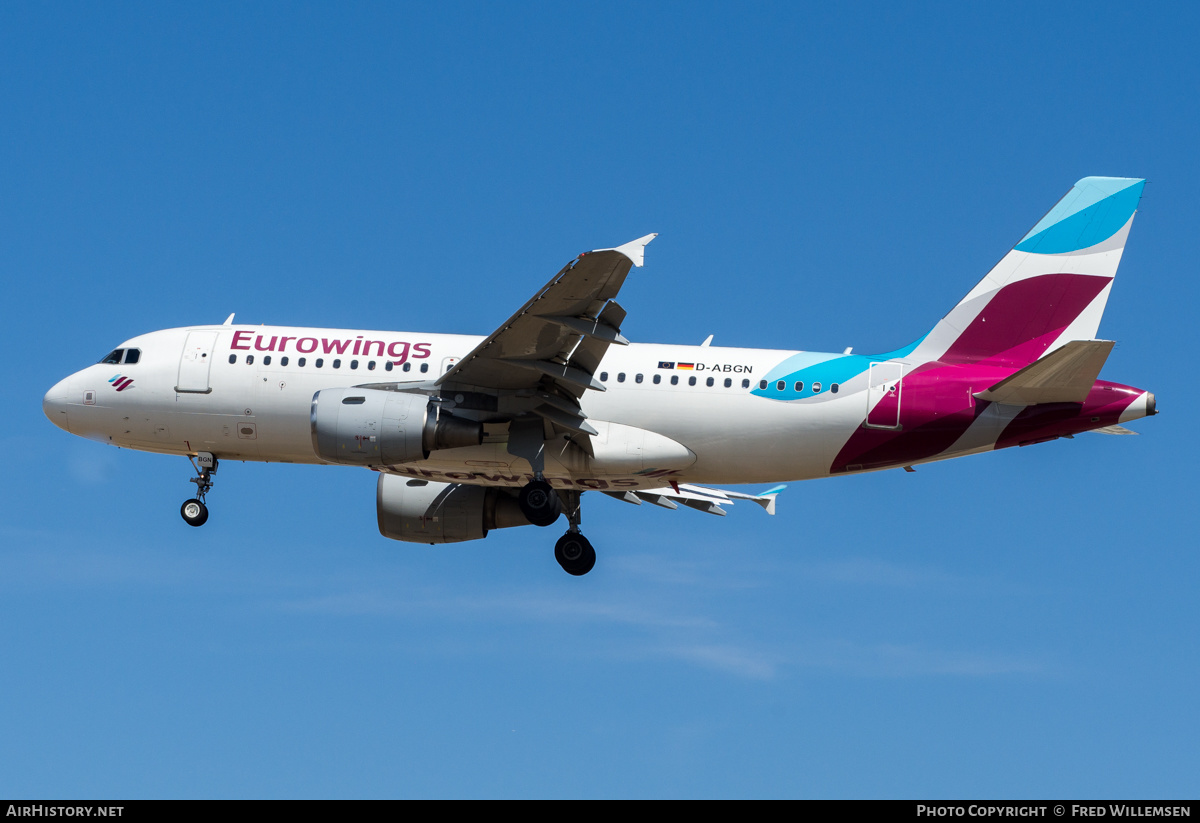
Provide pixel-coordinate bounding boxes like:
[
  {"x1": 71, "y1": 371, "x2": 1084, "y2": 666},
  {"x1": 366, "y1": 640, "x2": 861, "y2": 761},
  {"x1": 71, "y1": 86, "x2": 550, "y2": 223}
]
[{"x1": 3, "y1": 2, "x2": 1197, "y2": 798}]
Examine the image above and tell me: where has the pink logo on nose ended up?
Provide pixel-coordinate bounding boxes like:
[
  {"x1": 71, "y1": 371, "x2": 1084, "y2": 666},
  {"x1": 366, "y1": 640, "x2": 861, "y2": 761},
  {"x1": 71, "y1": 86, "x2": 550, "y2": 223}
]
[{"x1": 108, "y1": 374, "x2": 134, "y2": 391}]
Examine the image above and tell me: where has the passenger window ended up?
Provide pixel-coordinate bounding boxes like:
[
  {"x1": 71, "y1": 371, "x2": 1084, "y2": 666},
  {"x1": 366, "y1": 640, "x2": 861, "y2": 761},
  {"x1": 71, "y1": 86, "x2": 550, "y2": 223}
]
[
  {"x1": 123, "y1": 349, "x2": 140, "y2": 364},
  {"x1": 794, "y1": 381, "x2": 803, "y2": 392},
  {"x1": 831, "y1": 383, "x2": 839, "y2": 394},
  {"x1": 776, "y1": 380, "x2": 784, "y2": 391},
  {"x1": 812, "y1": 382, "x2": 822, "y2": 393},
  {"x1": 263, "y1": 356, "x2": 272, "y2": 366},
  {"x1": 670, "y1": 375, "x2": 679, "y2": 385},
  {"x1": 635, "y1": 374, "x2": 643, "y2": 384},
  {"x1": 706, "y1": 377, "x2": 714, "y2": 387},
  {"x1": 420, "y1": 363, "x2": 429, "y2": 373},
  {"x1": 333, "y1": 359, "x2": 341, "y2": 368},
  {"x1": 742, "y1": 379, "x2": 750, "y2": 389},
  {"x1": 653, "y1": 374, "x2": 661, "y2": 384},
  {"x1": 247, "y1": 355, "x2": 255, "y2": 365},
  {"x1": 350, "y1": 360, "x2": 359, "y2": 370},
  {"x1": 384, "y1": 361, "x2": 393, "y2": 372},
  {"x1": 403, "y1": 362, "x2": 412, "y2": 372},
  {"x1": 617, "y1": 373, "x2": 625, "y2": 383},
  {"x1": 688, "y1": 376, "x2": 697, "y2": 386},
  {"x1": 369, "y1": 361, "x2": 376, "y2": 371},
  {"x1": 281, "y1": 356, "x2": 289, "y2": 367},
  {"x1": 724, "y1": 378, "x2": 732, "y2": 388},
  {"x1": 600, "y1": 372, "x2": 608, "y2": 382},
  {"x1": 298, "y1": 357, "x2": 307, "y2": 367},
  {"x1": 759, "y1": 380, "x2": 768, "y2": 390},
  {"x1": 315, "y1": 358, "x2": 324, "y2": 368},
  {"x1": 228, "y1": 354, "x2": 236, "y2": 364},
  {"x1": 99, "y1": 349, "x2": 124, "y2": 365}
]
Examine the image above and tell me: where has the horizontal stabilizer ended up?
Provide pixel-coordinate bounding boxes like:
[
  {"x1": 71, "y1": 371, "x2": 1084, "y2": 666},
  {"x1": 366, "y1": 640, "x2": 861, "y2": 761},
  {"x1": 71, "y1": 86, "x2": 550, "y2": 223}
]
[
  {"x1": 974, "y1": 340, "x2": 1114, "y2": 405},
  {"x1": 1092, "y1": 425, "x2": 1138, "y2": 435}
]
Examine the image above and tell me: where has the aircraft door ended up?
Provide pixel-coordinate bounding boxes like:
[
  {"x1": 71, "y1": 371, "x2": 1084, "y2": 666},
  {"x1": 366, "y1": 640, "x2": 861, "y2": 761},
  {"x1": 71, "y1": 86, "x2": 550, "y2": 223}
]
[
  {"x1": 176, "y1": 331, "x2": 219, "y2": 393},
  {"x1": 865, "y1": 361, "x2": 903, "y2": 429}
]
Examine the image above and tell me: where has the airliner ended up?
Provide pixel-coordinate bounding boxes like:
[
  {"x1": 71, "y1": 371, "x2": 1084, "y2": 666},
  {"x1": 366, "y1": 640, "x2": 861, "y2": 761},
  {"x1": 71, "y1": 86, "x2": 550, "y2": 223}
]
[{"x1": 43, "y1": 177, "x2": 1156, "y2": 575}]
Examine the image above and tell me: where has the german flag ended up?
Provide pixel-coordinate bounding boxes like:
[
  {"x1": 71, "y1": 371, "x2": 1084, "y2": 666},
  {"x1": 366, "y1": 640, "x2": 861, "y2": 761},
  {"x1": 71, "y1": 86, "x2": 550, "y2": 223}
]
[{"x1": 676, "y1": 363, "x2": 695, "y2": 370}]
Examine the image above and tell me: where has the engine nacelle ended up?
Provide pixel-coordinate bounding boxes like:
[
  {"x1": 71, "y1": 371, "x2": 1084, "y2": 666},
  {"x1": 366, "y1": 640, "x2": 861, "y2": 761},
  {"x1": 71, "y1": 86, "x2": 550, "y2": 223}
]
[
  {"x1": 376, "y1": 475, "x2": 532, "y2": 544},
  {"x1": 311, "y1": 387, "x2": 482, "y2": 466}
]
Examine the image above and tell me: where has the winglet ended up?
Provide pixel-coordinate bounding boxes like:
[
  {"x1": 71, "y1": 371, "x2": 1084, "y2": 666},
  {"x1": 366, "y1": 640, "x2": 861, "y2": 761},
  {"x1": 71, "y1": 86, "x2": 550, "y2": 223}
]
[
  {"x1": 601, "y1": 233, "x2": 658, "y2": 268},
  {"x1": 222, "y1": 313, "x2": 236, "y2": 326},
  {"x1": 758, "y1": 484, "x2": 786, "y2": 516}
]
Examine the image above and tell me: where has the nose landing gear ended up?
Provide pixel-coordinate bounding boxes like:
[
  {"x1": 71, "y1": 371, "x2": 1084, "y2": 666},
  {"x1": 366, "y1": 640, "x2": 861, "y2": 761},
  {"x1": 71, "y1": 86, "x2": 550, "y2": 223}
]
[
  {"x1": 181, "y1": 498, "x2": 208, "y2": 527},
  {"x1": 181, "y1": 453, "x2": 217, "y2": 527}
]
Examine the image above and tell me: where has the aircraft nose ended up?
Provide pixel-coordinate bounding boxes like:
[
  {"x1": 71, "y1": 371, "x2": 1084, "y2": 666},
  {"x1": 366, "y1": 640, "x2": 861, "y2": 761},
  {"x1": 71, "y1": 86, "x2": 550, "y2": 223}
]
[{"x1": 43, "y1": 377, "x2": 71, "y2": 432}]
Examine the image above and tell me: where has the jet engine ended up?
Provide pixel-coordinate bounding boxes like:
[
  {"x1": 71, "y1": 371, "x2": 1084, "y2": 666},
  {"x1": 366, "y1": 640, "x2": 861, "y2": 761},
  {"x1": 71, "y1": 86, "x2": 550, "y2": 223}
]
[
  {"x1": 376, "y1": 474, "x2": 532, "y2": 544},
  {"x1": 311, "y1": 387, "x2": 482, "y2": 466}
]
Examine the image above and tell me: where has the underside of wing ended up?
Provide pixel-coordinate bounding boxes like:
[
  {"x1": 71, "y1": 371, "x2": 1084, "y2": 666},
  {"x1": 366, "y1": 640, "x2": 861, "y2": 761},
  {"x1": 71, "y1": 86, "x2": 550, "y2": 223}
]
[{"x1": 603, "y1": 484, "x2": 786, "y2": 517}]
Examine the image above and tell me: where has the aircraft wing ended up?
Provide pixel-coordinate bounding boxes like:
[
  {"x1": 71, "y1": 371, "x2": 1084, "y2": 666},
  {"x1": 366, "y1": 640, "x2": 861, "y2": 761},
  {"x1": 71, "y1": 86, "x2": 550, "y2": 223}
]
[
  {"x1": 437, "y1": 234, "x2": 657, "y2": 399},
  {"x1": 603, "y1": 484, "x2": 785, "y2": 517}
]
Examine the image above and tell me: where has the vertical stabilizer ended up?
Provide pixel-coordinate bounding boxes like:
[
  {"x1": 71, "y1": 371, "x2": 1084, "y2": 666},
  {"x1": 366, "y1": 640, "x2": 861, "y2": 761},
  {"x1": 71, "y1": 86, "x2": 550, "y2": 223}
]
[{"x1": 910, "y1": 177, "x2": 1145, "y2": 368}]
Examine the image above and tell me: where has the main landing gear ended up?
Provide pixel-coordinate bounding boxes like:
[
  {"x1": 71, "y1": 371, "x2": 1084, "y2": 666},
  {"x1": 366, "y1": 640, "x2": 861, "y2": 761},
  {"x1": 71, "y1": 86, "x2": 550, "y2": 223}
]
[
  {"x1": 555, "y1": 531, "x2": 595, "y2": 576},
  {"x1": 517, "y1": 475, "x2": 562, "y2": 526},
  {"x1": 181, "y1": 453, "x2": 218, "y2": 527},
  {"x1": 518, "y1": 483, "x2": 595, "y2": 576},
  {"x1": 555, "y1": 491, "x2": 594, "y2": 576}
]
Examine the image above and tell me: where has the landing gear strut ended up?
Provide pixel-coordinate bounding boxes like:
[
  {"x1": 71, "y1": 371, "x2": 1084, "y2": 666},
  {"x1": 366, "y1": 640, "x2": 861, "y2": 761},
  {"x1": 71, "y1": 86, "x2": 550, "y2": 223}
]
[
  {"x1": 554, "y1": 491, "x2": 595, "y2": 576},
  {"x1": 181, "y1": 453, "x2": 217, "y2": 527}
]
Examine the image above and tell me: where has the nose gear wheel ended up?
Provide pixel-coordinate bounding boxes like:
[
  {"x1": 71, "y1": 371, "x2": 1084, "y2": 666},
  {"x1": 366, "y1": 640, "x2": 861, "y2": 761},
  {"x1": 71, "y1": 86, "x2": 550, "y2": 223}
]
[
  {"x1": 181, "y1": 454, "x2": 218, "y2": 527},
  {"x1": 181, "y1": 499, "x2": 209, "y2": 527}
]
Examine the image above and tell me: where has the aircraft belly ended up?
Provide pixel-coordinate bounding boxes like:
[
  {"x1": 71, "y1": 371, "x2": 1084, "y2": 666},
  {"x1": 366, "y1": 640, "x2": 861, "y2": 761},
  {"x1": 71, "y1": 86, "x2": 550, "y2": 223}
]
[
  {"x1": 415, "y1": 433, "x2": 694, "y2": 480},
  {"x1": 580, "y1": 388, "x2": 860, "y2": 484}
]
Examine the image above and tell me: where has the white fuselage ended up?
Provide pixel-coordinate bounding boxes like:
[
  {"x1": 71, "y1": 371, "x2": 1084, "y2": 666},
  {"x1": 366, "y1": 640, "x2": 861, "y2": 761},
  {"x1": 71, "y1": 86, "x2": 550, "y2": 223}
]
[{"x1": 45, "y1": 324, "x2": 868, "y2": 490}]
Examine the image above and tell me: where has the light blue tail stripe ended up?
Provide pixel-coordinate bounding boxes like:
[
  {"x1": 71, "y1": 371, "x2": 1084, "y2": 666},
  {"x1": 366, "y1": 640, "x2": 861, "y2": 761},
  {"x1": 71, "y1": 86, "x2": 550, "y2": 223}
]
[{"x1": 1015, "y1": 177, "x2": 1144, "y2": 255}]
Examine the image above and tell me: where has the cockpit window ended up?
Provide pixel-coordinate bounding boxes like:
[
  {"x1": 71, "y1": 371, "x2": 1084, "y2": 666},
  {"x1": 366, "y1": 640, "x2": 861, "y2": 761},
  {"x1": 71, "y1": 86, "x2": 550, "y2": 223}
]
[
  {"x1": 99, "y1": 349, "x2": 124, "y2": 365},
  {"x1": 123, "y1": 349, "x2": 141, "y2": 364}
]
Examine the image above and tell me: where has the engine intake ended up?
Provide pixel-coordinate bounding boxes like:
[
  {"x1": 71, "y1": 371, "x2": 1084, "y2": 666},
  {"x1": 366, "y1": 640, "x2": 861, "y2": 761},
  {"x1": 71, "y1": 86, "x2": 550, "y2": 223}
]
[
  {"x1": 311, "y1": 387, "x2": 482, "y2": 466},
  {"x1": 377, "y1": 475, "x2": 532, "y2": 544}
]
